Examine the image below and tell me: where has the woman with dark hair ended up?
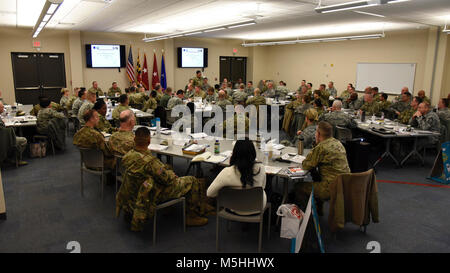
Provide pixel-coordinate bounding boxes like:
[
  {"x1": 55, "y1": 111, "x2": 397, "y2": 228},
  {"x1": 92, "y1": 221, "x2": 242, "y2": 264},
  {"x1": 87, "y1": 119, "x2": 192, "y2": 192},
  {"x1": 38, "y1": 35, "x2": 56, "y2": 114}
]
[
  {"x1": 207, "y1": 139, "x2": 266, "y2": 215},
  {"x1": 313, "y1": 98, "x2": 324, "y2": 117}
]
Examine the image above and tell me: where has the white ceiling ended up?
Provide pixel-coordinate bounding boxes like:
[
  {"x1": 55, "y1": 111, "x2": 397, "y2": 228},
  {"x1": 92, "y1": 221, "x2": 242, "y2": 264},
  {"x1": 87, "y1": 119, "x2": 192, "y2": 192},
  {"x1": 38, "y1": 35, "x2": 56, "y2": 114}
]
[{"x1": 0, "y1": 0, "x2": 450, "y2": 41}]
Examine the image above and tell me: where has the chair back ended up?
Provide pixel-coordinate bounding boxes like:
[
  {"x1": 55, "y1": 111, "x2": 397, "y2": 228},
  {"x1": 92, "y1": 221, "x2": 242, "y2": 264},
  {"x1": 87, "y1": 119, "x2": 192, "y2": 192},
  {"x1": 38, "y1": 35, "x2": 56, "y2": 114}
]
[
  {"x1": 217, "y1": 187, "x2": 264, "y2": 213},
  {"x1": 154, "y1": 106, "x2": 167, "y2": 127},
  {"x1": 439, "y1": 118, "x2": 450, "y2": 142},
  {"x1": 335, "y1": 126, "x2": 353, "y2": 143},
  {"x1": 79, "y1": 148, "x2": 104, "y2": 169}
]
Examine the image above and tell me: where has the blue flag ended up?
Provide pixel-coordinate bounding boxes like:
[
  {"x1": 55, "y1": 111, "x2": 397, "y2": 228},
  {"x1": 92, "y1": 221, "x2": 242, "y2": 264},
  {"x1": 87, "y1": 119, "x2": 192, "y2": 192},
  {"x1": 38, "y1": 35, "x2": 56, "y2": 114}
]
[{"x1": 160, "y1": 54, "x2": 167, "y2": 90}]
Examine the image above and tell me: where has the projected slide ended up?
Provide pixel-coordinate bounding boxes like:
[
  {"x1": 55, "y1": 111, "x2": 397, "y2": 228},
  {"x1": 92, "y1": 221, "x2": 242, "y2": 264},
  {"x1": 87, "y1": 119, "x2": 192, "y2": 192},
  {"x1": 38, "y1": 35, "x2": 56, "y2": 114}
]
[
  {"x1": 182, "y1": 48, "x2": 204, "y2": 67},
  {"x1": 91, "y1": 45, "x2": 121, "y2": 68}
]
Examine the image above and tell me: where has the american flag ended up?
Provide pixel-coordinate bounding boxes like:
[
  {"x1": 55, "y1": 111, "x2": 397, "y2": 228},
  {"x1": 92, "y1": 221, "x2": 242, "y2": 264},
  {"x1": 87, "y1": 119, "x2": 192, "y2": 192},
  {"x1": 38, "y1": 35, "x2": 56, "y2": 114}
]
[{"x1": 127, "y1": 46, "x2": 136, "y2": 83}]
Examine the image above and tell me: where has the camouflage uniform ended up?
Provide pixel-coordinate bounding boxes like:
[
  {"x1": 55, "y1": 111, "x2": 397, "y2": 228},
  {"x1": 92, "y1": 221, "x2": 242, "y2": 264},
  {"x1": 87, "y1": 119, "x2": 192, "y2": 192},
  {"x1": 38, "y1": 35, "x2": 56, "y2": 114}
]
[
  {"x1": 275, "y1": 86, "x2": 289, "y2": 99},
  {"x1": 193, "y1": 91, "x2": 206, "y2": 100},
  {"x1": 282, "y1": 99, "x2": 302, "y2": 134},
  {"x1": 107, "y1": 87, "x2": 122, "y2": 97},
  {"x1": 205, "y1": 93, "x2": 218, "y2": 103},
  {"x1": 410, "y1": 111, "x2": 441, "y2": 144},
  {"x1": 96, "y1": 114, "x2": 116, "y2": 134},
  {"x1": 438, "y1": 108, "x2": 450, "y2": 121},
  {"x1": 112, "y1": 105, "x2": 131, "y2": 120},
  {"x1": 66, "y1": 95, "x2": 77, "y2": 111},
  {"x1": 389, "y1": 101, "x2": 410, "y2": 114},
  {"x1": 245, "y1": 87, "x2": 254, "y2": 96},
  {"x1": 294, "y1": 137, "x2": 350, "y2": 200},
  {"x1": 339, "y1": 90, "x2": 351, "y2": 101},
  {"x1": 373, "y1": 93, "x2": 381, "y2": 102},
  {"x1": 159, "y1": 94, "x2": 171, "y2": 108},
  {"x1": 421, "y1": 96, "x2": 431, "y2": 105},
  {"x1": 88, "y1": 87, "x2": 103, "y2": 96},
  {"x1": 185, "y1": 89, "x2": 194, "y2": 99},
  {"x1": 217, "y1": 98, "x2": 232, "y2": 111},
  {"x1": 263, "y1": 88, "x2": 276, "y2": 98},
  {"x1": 399, "y1": 107, "x2": 415, "y2": 125},
  {"x1": 232, "y1": 90, "x2": 248, "y2": 105},
  {"x1": 73, "y1": 126, "x2": 115, "y2": 169},
  {"x1": 320, "y1": 111, "x2": 357, "y2": 129},
  {"x1": 192, "y1": 76, "x2": 204, "y2": 88},
  {"x1": 109, "y1": 130, "x2": 135, "y2": 156},
  {"x1": 116, "y1": 148, "x2": 208, "y2": 231},
  {"x1": 30, "y1": 102, "x2": 63, "y2": 116},
  {"x1": 296, "y1": 123, "x2": 317, "y2": 149},
  {"x1": 222, "y1": 114, "x2": 250, "y2": 135},
  {"x1": 320, "y1": 90, "x2": 330, "y2": 105},
  {"x1": 0, "y1": 117, "x2": 27, "y2": 160},
  {"x1": 36, "y1": 107, "x2": 66, "y2": 134},
  {"x1": 167, "y1": 97, "x2": 183, "y2": 110},
  {"x1": 344, "y1": 98, "x2": 363, "y2": 110},
  {"x1": 71, "y1": 98, "x2": 84, "y2": 116},
  {"x1": 246, "y1": 96, "x2": 266, "y2": 107},
  {"x1": 60, "y1": 96, "x2": 69, "y2": 109},
  {"x1": 142, "y1": 98, "x2": 158, "y2": 112},
  {"x1": 78, "y1": 101, "x2": 94, "y2": 127},
  {"x1": 360, "y1": 101, "x2": 381, "y2": 116},
  {"x1": 378, "y1": 100, "x2": 392, "y2": 113},
  {"x1": 129, "y1": 93, "x2": 146, "y2": 105},
  {"x1": 202, "y1": 83, "x2": 212, "y2": 91},
  {"x1": 326, "y1": 87, "x2": 338, "y2": 98}
]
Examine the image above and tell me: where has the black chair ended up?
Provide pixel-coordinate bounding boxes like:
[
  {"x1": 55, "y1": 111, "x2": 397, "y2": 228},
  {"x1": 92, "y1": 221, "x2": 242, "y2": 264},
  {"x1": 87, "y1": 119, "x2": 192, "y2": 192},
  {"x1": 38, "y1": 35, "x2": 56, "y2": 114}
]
[{"x1": 154, "y1": 106, "x2": 167, "y2": 128}]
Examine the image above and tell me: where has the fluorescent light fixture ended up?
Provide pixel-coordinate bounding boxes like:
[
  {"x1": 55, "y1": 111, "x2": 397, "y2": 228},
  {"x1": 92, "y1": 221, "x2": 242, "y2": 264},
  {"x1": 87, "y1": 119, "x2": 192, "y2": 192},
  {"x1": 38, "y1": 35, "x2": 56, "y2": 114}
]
[
  {"x1": 443, "y1": 26, "x2": 450, "y2": 33},
  {"x1": 32, "y1": 0, "x2": 63, "y2": 39},
  {"x1": 227, "y1": 22, "x2": 256, "y2": 29},
  {"x1": 203, "y1": 27, "x2": 226, "y2": 33},
  {"x1": 143, "y1": 20, "x2": 256, "y2": 42},
  {"x1": 353, "y1": 10, "x2": 385, "y2": 17},
  {"x1": 315, "y1": 1, "x2": 378, "y2": 14},
  {"x1": 241, "y1": 33, "x2": 385, "y2": 47},
  {"x1": 384, "y1": 0, "x2": 410, "y2": 3}
]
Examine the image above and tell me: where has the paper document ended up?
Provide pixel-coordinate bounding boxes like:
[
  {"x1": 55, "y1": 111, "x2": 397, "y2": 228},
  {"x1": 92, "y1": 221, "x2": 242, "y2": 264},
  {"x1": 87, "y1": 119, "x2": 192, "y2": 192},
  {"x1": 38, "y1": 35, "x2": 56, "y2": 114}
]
[
  {"x1": 264, "y1": 166, "x2": 282, "y2": 174},
  {"x1": 184, "y1": 144, "x2": 207, "y2": 152},
  {"x1": 190, "y1": 132, "x2": 208, "y2": 139},
  {"x1": 148, "y1": 144, "x2": 169, "y2": 151}
]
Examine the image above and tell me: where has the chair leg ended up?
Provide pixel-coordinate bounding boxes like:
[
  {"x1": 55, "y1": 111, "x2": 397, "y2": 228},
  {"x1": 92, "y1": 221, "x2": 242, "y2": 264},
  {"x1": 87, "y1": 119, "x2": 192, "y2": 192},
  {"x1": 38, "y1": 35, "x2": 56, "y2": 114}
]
[
  {"x1": 153, "y1": 210, "x2": 157, "y2": 245},
  {"x1": 258, "y1": 220, "x2": 263, "y2": 253},
  {"x1": 216, "y1": 214, "x2": 219, "y2": 252}
]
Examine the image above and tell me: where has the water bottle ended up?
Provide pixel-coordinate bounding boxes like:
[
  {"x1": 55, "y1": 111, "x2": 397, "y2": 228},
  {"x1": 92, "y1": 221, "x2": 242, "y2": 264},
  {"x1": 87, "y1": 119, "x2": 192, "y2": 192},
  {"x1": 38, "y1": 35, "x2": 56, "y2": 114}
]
[
  {"x1": 261, "y1": 137, "x2": 266, "y2": 151},
  {"x1": 361, "y1": 111, "x2": 366, "y2": 122},
  {"x1": 156, "y1": 117, "x2": 161, "y2": 136},
  {"x1": 263, "y1": 151, "x2": 269, "y2": 165},
  {"x1": 298, "y1": 140, "x2": 304, "y2": 155},
  {"x1": 214, "y1": 139, "x2": 220, "y2": 154}
]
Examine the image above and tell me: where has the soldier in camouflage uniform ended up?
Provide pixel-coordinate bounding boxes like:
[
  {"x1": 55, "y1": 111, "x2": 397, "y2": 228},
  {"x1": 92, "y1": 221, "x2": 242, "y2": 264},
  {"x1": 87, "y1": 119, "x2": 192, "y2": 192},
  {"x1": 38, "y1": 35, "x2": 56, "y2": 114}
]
[
  {"x1": 378, "y1": 93, "x2": 391, "y2": 114},
  {"x1": 71, "y1": 89, "x2": 86, "y2": 116},
  {"x1": 410, "y1": 102, "x2": 441, "y2": 144},
  {"x1": 326, "y1": 82, "x2": 338, "y2": 98},
  {"x1": 59, "y1": 88, "x2": 70, "y2": 109},
  {"x1": 216, "y1": 90, "x2": 232, "y2": 111},
  {"x1": 193, "y1": 86, "x2": 206, "y2": 100},
  {"x1": 320, "y1": 100, "x2": 357, "y2": 129},
  {"x1": 372, "y1": 87, "x2": 381, "y2": 102},
  {"x1": 112, "y1": 94, "x2": 131, "y2": 121},
  {"x1": 78, "y1": 90, "x2": 97, "y2": 127},
  {"x1": 0, "y1": 101, "x2": 28, "y2": 165},
  {"x1": 66, "y1": 87, "x2": 79, "y2": 111},
  {"x1": 202, "y1": 77, "x2": 212, "y2": 92},
  {"x1": 296, "y1": 80, "x2": 307, "y2": 93},
  {"x1": 191, "y1": 70, "x2": 204, "y2": 88},
  {"x1": 262, "y1": 81, "x2": 276, "y2": 98},
  {"x1": 338, "y1": 84, "x2": 354, "y2": 101},
  {"x1": 167, "y1": 90, "x2": 184, "y2": 110},
  {"x1": 437, "y1": 98, "x2": 450, "y2": 121},
  {"x1": 343, "y1": 92, "x2": 362, "y2": 110},
  {"x1": 88, "y1": 81, "x2": 103, "y2": 96},
  {"x1": 73, "y1": 109, "x2": 115, "y2": 170},
  {"x1": 185, "y1": 83, "x2": 195, "y2": 99},
  {"x1": 30, "y1": 98, "x2": 64, "y2": 116},
  {"x1": 107, "y1": 82, "x2": 122, "y2": 97},
  {"x1": 142, "y1": 91, "x2": 158, "y2": 112},
  {"x1": 318, "y1": 84, "x2": 330, "y2": 106},
  {"x1": 36, "y1": 98, "x2": 66, "y2": 135},
  {"x1": 159, "y1": 87, "x2": 172, "y2": 108},
  {"x1": 417, "y1": 90, "x2": 431, "y2": 105},
  {"x1": 93, "y1": 99, "x2": 116, "y2": 134},
  {"x1": 389, "y1": 91, "x2": 412, "y2": 118},
  {"x1": 360, "y1": 94, "x2": 381, "y2": 117},
  {"x1": 399, "y1": 96, "x2": 421, "y2": 125},
  {"x1": 109, "y1": 110, "x2": 135, "y2": 156},
  {"x1": 116, "y1": 127, "x2": 211, "y2": 230},
  {"x1": 153, "y1": 84, "x2": 164, "y2": 103},
  {"x1": 282, "y1": 91, "x2": 303, "y2": 133},
  {"x1": 275, "y1": 81, "x2": 289, "y2": 99},
  {"x1": 232, "y1": 84, "x2": 248, "y2": 105},
  {"x1": 245, "y1": 81, "x2": 255, "y2": 96},
  {"x1": 221, "y1": 107, "x2": 250, "y2": 136},
  {"x1": 295, "y1": 108, "x2": 318, "y2": 148},
  {"x1": 246, "y1": 88, "x2": 266, "y2": 108},
  {"x1": 293, "y1": 121, "x2": 350, "y2": 210},
  {"x1": 205, "y1": 87, "x2": 218, "y2": 103}
]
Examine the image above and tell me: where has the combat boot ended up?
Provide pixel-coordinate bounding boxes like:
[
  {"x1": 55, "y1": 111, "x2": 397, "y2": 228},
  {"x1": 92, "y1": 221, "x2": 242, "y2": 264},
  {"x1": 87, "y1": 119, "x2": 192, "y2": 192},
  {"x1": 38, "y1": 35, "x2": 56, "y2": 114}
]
[{"x1": 186, "y1": 215, "x2": 208, "y2": 226}]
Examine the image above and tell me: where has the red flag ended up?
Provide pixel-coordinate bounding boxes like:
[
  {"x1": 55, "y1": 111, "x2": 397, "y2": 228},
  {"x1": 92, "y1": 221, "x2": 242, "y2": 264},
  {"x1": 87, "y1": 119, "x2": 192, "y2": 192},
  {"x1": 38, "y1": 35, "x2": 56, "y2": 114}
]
[
  {"x1": 142, "y1": 53, "x2": 150, "y2": 90},
  {"x1": 152, "y1": 53, "x2": 159, "y2": 89}
]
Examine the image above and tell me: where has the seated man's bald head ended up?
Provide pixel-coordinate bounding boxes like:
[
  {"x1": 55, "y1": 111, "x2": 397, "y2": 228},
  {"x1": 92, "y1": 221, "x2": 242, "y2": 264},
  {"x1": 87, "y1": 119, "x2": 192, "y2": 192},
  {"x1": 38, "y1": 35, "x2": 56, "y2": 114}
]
[{"x1": 119, "y1": 109, "x2": 133, "y2": 123}]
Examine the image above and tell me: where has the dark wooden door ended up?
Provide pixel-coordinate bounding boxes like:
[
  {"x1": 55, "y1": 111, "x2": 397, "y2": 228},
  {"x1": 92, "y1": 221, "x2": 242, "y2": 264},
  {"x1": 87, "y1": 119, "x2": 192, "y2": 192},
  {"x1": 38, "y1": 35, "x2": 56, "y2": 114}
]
[
  {"x1": 11, "y1": 52, "x2": 66, "y2": 105},
  {"x1": 219, "y1": 56, "x2": 247, "y2": 85}
]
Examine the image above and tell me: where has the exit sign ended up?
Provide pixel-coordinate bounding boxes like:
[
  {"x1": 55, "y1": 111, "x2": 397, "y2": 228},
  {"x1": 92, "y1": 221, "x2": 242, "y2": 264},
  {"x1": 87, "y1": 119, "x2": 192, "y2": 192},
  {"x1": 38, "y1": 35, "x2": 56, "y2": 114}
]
[{"x1": 33, "y1": 41, "x2": 41, "y2": 47}]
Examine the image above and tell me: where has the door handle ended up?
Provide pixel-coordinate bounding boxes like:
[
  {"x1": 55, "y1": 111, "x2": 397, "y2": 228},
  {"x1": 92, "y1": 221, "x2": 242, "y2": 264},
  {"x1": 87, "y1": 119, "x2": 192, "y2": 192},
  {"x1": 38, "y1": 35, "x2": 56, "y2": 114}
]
[
  {"x1": 15, "y1": 87, "x2": 40, "y2": 90},
  {"x1": 42, "y1": 86, "x2": 64, "y2": 89}
]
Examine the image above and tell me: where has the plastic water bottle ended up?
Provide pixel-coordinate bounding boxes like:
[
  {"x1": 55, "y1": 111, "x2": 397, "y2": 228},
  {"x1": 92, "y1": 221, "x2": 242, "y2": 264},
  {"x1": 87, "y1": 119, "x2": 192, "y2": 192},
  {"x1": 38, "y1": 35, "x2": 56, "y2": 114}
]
[
  {"x1": 214, "y1": 139, "x2": 220, "y2": 154},
  {"x1": 156, "y1": 117, "x2": 161, "y2": 136},
  {"x1": 263, "y1": 151, "x2": 269, "y2": 165},
  {"x1": 261, "y1": 137, "x2": 266, "y2": 151}
]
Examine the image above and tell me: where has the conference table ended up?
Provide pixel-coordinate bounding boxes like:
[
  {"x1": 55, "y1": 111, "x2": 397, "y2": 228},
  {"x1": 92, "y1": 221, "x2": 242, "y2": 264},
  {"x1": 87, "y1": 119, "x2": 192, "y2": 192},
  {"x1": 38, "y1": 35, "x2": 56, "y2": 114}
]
[
  {"x1": 130, "y1": 127, "x2": 310, "y2": 208},
  {"x1": 3, "y1": 105, "x2": 37, "y2": 136},
  {"x1": 343, "y1": 109, "x2": 440, "y2": 167}
]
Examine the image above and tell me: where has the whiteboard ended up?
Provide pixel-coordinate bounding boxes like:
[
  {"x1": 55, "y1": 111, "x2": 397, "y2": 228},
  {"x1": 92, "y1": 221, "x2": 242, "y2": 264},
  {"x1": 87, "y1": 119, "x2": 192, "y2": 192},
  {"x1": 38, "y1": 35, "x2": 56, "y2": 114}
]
[{"x1": 356, "y1": 63, "x2": 416, "y2": 95}]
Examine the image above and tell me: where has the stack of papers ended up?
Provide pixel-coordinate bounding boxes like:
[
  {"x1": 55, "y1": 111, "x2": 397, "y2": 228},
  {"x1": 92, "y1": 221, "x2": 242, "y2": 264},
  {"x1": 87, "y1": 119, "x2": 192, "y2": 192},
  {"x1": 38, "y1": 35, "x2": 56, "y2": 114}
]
[
  {"x1": 281, "y1": 153, "x2": 305, "y2": 164},
  {"x1": 102, "y1": 132, "x2": 111, "y2": 138},
  {"x1": 160, "y1": 130, "x2": 174, "y2": 135},
  {"x1": 148, "y1": 144, "x2": 169, "y2": 151},
  {"x1": 287, "y1": 167, "x2": 306, "y2": 176},
  {"x1": 184, "y1": 144, "x2": 207, "y2": 152},
  {"x1": 192, "y1": 151, "x2": 229, "y2": 163},
  {"x1": 264, "y1": 166, "x2": 282, "y2": 175},
  {"x1": 190, "y1": 132, "x2": 208, "y2": 139}
]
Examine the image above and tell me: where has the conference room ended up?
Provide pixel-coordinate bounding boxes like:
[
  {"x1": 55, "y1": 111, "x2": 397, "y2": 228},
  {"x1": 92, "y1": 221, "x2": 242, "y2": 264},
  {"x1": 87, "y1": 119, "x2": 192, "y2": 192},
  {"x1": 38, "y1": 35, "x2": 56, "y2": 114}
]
[{"x1": 0, "y1": 0, "x2": 450, "y2": 257}]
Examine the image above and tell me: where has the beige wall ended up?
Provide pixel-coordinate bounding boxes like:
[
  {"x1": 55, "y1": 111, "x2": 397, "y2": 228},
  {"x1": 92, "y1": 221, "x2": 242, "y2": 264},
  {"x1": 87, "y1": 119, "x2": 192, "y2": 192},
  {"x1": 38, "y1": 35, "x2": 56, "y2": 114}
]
[
  {"x1": 263, "y1": 29, "x2": 432, "y2": 99},
  {"x1": 0, "y1": 27, "x2": 448, "y2": 105}
]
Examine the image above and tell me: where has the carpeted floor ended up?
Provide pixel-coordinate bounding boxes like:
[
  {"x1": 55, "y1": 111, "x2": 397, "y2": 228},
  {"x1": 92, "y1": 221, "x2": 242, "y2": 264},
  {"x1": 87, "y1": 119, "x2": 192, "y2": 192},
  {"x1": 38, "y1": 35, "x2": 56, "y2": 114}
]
[{"x1": 0, "y1": 132, "x2": 449, "y2": 253}]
